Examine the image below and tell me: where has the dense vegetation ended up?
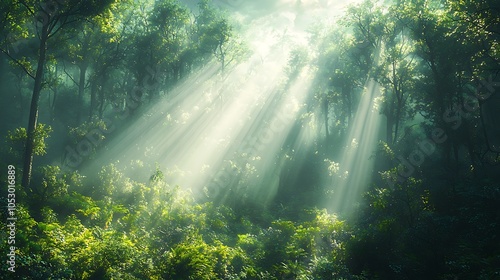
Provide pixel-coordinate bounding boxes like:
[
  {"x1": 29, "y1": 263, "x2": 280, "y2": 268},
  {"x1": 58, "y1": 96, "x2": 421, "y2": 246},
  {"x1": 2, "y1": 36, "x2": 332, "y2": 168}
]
[{"x1": 1, "y1": 0, "x2": 499, "y2": 279}]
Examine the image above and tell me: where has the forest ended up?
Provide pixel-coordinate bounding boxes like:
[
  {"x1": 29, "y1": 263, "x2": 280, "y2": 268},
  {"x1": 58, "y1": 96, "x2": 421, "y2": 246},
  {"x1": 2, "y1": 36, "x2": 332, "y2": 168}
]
[{"x1": 0, "y1": 0, "x2": 499, "y2": 279}]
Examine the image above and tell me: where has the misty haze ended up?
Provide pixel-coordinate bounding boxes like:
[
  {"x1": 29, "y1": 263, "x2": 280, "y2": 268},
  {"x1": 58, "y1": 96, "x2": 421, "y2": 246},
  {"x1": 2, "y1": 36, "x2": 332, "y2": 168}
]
[{"x1": 1, "y1": 0, "x2": 499, "y2": 279}]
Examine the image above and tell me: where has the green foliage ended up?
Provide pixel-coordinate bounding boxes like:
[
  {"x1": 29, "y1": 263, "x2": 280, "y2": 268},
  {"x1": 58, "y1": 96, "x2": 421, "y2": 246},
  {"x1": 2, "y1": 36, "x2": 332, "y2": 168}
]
[
  {"x1": 162, "y1": 234, "x2": 218, "y2": 279},
  {"x1": 0, "y1": 162, "x2": 357, "y2": 279},
  {"x1": 39, "y1": 165, "x2": 70, "y2": 199},
  {"x1": 1, "y1": 0, "x2": 498, "y2": 279},
  {"x1": 7, "y1": 124, "x2": 52, "y2": 157},
  {"x1": 286, "y1": 46, "x2": 309, "y2": 78}
]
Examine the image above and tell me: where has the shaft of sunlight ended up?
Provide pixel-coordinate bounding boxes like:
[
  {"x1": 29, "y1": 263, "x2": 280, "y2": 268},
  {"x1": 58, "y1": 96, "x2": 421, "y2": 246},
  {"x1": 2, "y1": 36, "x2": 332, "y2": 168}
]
[
  {"x1": 79, "y1": 0, "x2": 365, "y2": 207},
  {"x1": 326, "y1": 78, "x2": 383, "y2": 215}
]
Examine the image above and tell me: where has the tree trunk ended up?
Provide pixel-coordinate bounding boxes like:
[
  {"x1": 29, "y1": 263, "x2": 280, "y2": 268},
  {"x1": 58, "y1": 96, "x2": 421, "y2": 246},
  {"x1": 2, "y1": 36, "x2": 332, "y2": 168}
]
[
  {"x1": 323, "y1": 97, "x2": 329, "y2": 140},
  {"x1": 78, "y1": 63, "x2": 88, "y2": 124},
  {"x1": 386, "y1": 88, "x2": 396, "y2": 145},
  {"x1": 15, "y1": 74, "x2": 24, "y2": 116},
  {"x1": 394, "y1": 86, "x2": 403, "y2": 144},
  {"x1": 49, "y1": 64, "x2": 58, "y2": 123},
  {"x1": 22, "y1": 22, "x2": 48, "y2": 188},
  {"x1": 89, "y1": 75, "x2": 98, "y2": 120},
  {"x1": 98, "y1": 73, "x2": 106, "y2": 118},
  {"x1": 386, "y1": 114, "x2": 393, "y2": 145},
  {"x1": 219, "y1": 44, "x2": 225, "y2": 73},
  {"x1": 50, "y1": 82, "x2": 57, "y2": 123},
  {"x1": 343, "y1": 84, "x2": 352, "y2": 128}
]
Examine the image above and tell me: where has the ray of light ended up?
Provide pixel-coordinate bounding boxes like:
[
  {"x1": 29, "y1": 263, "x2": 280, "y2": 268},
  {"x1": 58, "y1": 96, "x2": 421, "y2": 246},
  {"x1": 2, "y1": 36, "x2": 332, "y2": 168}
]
[
  {"x1": 79, "y1": 0, "x2": 365, "y2": 208},
  {"x1": 79, "y1": 11, "x2": 310, "y2": 203},
  {"x1": 325, "y1": 77, "x2": 383, "y2": 215}
]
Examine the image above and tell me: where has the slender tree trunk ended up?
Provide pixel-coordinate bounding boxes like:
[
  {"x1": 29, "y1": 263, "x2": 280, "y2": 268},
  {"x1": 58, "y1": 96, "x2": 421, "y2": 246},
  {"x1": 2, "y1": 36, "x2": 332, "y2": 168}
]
[
  {"x1": 98, "y1": 73, "x2": 106, "y2": 118},
  {"x1": 49, "y1": 64, "x2": 58, "y2": 123},
  {"x1": 323, "y1": 97, "x2": 329, "y2": 140},
  {"x1": 50, "y1": 84, "x2": 57, "y2": 124},
  {"x1": 394, "y1": 95, "x2": 402, "y2": 144},
  {"x1": 22, "y1": 23, "x2": 48, "y2": 188},
  {"x1": 219, "y1": 44, "x2": 225, "y2": 73},
  {"x1": 386, "y1": 88, "x2": 396, "y2": 145},
  {"x1": 77, "y1": 63, "x2": 88, "y2": 124},
  {"x1": 15, "y1": 74, "x2": 24, "y2": 116},
  {"x1": 386, "y1": 114, "x2": 393, "y2": 145},
  {"x1": 343, "y1": 84, "x2": 352, "y2": 128},
  {"x1": 89, "y1": 75, "x2": 98, "y2": 120},
  {"x1": 389, "y1": 62, "x2": 398, "y2": 145}
]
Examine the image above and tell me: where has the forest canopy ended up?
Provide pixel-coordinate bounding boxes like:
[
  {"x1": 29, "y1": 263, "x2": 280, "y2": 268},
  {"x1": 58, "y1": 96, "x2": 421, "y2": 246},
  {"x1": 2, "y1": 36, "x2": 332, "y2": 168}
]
[{"x1": 0, "y1": 0, "x2": 499, "y2": 279}]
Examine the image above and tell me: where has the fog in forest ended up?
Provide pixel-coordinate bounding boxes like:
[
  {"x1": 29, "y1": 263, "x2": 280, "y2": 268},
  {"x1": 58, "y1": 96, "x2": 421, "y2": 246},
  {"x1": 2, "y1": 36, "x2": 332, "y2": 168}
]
[{"x1": 1, "y1": 0, "x2": 499, "y2": 279}]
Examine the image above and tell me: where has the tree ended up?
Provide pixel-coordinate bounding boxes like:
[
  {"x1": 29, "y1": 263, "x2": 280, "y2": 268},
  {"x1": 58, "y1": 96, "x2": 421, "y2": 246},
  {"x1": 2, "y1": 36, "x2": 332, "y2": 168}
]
[
  {"x1": 1, "y1": 0, "x2": 116, "y2": 188},
  {"x1": 342, "y1": 0, "x2": 385, "y2": 69},
  {"x1": 374, "y1": 8, "x2": 417, "y2": 145},
  {"x1": 195, "y1": 0, "x2": 234, "y2": 72},
  {"x1": 448, "y1": 0, "x2": 500, "y2": 68},
  {"x1": 60, "y1": 8, "x2": 125, "y2": 121},
  {"x1": 313, "y1": 30, "x2": 354, "y2": 139},
  {"x1": 399, "y1": 0, "x2": 481, "y2": 171},
  {"x1": 312, "y1": 1, "x2": 386, "y2": 143},
  {"x1": 149, "y1": 0, "x2": 190, "y2": 81}
]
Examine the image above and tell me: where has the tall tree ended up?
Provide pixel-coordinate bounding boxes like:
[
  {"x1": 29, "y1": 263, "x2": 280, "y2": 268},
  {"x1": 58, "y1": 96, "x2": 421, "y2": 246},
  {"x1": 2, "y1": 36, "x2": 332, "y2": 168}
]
[
  {"x1": 399, "y1": 0, "x2": 481, "y2": 170},
  {"x1": 2, "y1": 0, "x2": 116, "y2": 188},
  {"x1": 195, "y1": 0, "x2": 234, "y2": 72},
  {"x1": 375, "y1": 9, "x2": 417, "y2": 145}
]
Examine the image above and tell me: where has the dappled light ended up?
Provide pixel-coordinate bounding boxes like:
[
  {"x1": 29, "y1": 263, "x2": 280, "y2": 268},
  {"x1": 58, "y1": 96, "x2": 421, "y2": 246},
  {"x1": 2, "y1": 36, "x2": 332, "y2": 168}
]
[
  {"x1": 1, "y1": 0, "x2": 499, "y2": 278},
  {"x1": 80, "y1": 0, "x2": 360, "y2": 208}
]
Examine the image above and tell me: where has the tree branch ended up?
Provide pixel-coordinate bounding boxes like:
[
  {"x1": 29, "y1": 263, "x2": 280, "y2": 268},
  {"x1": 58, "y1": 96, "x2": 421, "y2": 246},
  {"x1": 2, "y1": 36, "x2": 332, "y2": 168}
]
[
  {"x1": 62, "y1": 62, "x2": 79, "y2": 86},
  {"x1": 18, "y1": 0, "x2": 35, "y2": 16},
  {"x1": 0, "y1": 48, "x2": 35, "y2": 79}
]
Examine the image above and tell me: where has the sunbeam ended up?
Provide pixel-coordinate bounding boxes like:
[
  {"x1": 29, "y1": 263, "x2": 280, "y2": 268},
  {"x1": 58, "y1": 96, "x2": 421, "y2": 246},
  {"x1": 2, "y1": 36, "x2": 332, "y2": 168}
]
[
  {"x1": 5, "y1": 0, "x2": 496, "y2": 278},
  {"x1": 75, "y1": 0, "x2": 370, "y2": 209},
  {"x1": 325, "y1": 78, "x2": 383, "y2": 215},
  {"x1": 78, "y1": 4, "x2": 324, "y2": 206}
]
